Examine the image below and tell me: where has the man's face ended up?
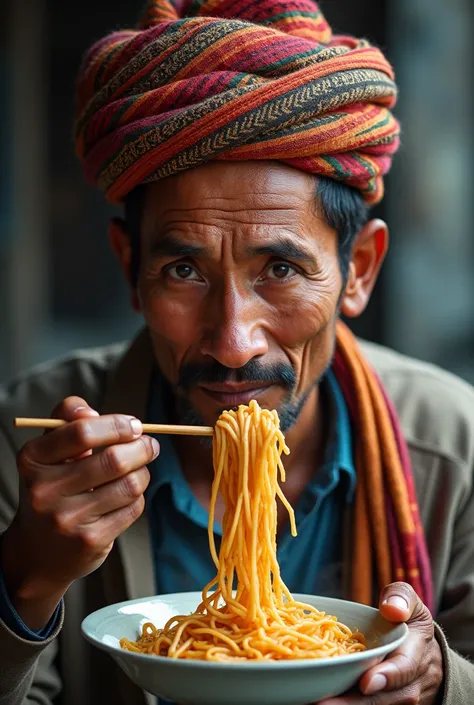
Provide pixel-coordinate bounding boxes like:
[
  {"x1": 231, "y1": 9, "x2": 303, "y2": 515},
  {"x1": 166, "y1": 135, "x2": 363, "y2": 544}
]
[{"x1": 136, "y1": 161, "x2": 343, "y2": 429}]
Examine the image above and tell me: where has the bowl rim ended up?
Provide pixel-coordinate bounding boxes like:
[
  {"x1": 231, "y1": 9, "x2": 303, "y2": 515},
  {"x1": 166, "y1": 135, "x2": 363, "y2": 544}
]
[{"x1": 81, "y1": 591, "x2": 409, "y2": 670}]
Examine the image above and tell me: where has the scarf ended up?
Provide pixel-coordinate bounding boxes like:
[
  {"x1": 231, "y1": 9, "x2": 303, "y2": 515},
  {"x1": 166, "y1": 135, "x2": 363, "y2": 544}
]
[{"x1": 334, "y1": 322, "x2": 433, "y2": 612}]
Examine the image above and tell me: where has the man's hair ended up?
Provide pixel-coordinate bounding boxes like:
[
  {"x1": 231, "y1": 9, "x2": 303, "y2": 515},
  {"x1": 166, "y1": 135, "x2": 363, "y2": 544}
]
[{"x1": 123, "y1": 177, "x2": 369, "y2": 287}]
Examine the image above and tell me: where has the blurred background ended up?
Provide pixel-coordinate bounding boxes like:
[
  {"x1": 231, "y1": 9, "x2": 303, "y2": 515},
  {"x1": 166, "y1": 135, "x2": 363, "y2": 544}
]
[{"x1": 0, "y1": 0, "x2": 473, "y2": 385}]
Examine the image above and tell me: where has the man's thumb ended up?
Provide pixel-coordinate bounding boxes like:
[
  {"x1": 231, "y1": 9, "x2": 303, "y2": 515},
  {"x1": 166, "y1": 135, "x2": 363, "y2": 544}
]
[{"x1": 379, "y1": 581, "x2": 430, "y2": 625}]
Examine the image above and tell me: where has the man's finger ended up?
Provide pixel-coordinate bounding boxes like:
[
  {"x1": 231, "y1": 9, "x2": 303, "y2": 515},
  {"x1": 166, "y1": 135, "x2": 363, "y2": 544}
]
[
  {"x1": 64, "y1": 436, "x2": 158, "y2": 494},
  {"x1": 22, "y1": 414, "x2": 144, "y2": 465},
  {"x1": 50, "y1": 398, "x2": 100, "y2": 459},
  {"x1": 50, "y1": 396, "x2": 100, "y2": 423},
  {"x1": 66, "y1": 467, "x2": 151, "y2": 521},
  {"x1": 81, "y1": 495, "x2": 147, "y2": 547},
  {"x1": 358, "y1": 632, "x2": 425, "y2": 694},
  {"x1": 378, "y1": 581, "x2": 427, "y2": 624}
]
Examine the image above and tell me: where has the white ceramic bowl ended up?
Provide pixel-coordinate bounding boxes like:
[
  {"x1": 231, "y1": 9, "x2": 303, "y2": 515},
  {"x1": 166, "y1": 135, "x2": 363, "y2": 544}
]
[{"x1": 82, "y1": 591, "x2": 408, "y2": 705}]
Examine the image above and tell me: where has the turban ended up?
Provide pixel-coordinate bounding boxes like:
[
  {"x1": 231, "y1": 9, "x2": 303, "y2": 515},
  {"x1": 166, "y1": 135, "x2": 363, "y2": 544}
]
[{"x1": 74, "y1": 0, "x2": 400, "y2": 205}]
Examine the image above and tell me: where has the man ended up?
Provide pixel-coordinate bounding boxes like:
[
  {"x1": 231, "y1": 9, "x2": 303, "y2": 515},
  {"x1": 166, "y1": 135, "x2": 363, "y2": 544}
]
[{"x1": 0, "y1": 1, "x2": 473, "y2": 704}]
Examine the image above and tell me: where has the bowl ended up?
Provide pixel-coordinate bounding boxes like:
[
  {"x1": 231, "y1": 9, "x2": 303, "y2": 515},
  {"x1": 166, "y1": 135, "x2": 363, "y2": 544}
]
[{"x1": 82, "y1": 591, "x2": 408, "y2": 705}]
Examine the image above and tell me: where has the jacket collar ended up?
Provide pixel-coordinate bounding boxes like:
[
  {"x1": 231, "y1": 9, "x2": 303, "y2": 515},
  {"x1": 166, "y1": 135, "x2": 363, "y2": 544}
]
[
  {"x1": 95, "y1": 329, "x2": 156, "y2": 705},
  {"x1": 99, "y1": 327, "x2": 154, "y2": 421}
]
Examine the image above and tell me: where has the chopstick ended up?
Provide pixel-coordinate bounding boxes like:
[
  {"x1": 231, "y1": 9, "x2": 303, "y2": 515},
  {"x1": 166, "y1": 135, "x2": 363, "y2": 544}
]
[{"x1": 14, "y1": 417, "x2": 214, "y2": 437}]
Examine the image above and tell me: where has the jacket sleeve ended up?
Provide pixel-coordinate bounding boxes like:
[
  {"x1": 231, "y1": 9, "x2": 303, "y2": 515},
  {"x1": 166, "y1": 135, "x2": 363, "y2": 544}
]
[
  {"x1": 435, "y1": 454, "x2": 474, "y2": 704},
  {"x1": 0, "y1": 611, "x2": 63, "y2": 705},
  {"x1": 0, "y1": 347, "x2": 118, "y2": 705},
  {"x1": 436, "y1": 625, "x2": 474, "y2": 705},
  {"x1": 0, "y1": 425, "x2": 63, "y2": 705}
]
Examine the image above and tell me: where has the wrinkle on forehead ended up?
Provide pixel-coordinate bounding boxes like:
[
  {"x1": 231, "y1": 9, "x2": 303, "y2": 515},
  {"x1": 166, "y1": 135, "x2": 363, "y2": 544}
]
[
  {"x1": 140, "y1": 161, "x2": 337, "y2": 261},
  {"x1": 156, "y1": 208, "x2": 304, "y2": 228},
  {"x1": 144, "y1": 161, "x2": 315, "y2": 219}
]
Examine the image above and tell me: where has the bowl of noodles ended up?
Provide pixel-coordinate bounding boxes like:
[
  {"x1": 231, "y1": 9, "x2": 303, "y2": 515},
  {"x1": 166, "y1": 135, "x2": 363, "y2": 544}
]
[
  {"x1": 82, "y1": 591, "x2": 408, "y2": 705},
  {"x1": 83, "y1": 401, "x2": 408, "y2": 703}
]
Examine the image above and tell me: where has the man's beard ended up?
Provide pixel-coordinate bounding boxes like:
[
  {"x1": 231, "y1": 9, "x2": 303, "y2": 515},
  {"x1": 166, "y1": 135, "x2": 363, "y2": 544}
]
[{"x1": 171, "y1": 356, "x2": 330, "y2": 437}]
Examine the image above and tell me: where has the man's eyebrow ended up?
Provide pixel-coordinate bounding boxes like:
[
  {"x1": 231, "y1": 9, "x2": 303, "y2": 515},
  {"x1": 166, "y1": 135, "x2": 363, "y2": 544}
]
[
  {"x1": 247, "y1": 239, "x2": 317, "y2": 265},
  {"x1": 148, "y1": 234, "x2": 208, "y2": 258}
]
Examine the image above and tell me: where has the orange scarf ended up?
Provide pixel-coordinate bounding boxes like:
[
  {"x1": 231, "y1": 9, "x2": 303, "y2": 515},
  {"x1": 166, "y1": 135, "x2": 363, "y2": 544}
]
[{"x1": 333, "y1": 322, "x2": 433, "y2": 611}]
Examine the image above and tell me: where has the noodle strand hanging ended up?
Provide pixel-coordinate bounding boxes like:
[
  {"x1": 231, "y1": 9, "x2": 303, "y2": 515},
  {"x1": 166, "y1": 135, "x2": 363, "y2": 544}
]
[{"x1": 121, "y1": 401, "x2": 366, "y2": 661}]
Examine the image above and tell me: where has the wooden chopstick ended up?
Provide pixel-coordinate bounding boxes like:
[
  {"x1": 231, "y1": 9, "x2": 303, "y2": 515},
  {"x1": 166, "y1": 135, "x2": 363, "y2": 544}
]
[{"x1": 14, "y1": 417, "x2": 214, "y2": 437}]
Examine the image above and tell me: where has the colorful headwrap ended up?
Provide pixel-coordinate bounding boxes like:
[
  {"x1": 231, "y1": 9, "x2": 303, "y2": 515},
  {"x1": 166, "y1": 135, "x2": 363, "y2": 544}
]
[{"x1": 74, "y1": 0, "x2": 400, "y2": 205}]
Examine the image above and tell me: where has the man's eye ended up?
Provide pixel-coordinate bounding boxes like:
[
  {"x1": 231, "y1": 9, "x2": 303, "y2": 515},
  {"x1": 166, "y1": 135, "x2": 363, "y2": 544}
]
[
  {"x1": 265, "y1": 262, "x2": 297, "y2": 280},
  {"x1": 167, "y1": 263, "x2": 201, "y2": 280}
]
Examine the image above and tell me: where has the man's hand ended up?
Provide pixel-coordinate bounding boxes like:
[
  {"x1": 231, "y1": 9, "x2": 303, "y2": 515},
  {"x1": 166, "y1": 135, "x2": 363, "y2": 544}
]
[
  {"x1": 318, "y1": 582, "x2": 444, "y2": 705},
  {"x1": 1, "y1": 396, "x2": 159, "y2": 630}
]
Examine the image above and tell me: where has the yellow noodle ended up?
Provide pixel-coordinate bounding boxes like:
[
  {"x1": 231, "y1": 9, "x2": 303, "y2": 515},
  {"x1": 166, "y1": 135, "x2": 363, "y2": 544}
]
[{"x1": 120, "y1": 401, "x2": 366, "y2": 661}]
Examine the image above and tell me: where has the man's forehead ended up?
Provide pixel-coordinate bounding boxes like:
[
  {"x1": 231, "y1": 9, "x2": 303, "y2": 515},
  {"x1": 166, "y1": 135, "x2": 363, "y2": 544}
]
[
  {"x1": 139, "y1": 162, "x2": 336, "y2": 259},
  {"x1": 145, "y1": 161, "x2": 316, "y2": 213}
]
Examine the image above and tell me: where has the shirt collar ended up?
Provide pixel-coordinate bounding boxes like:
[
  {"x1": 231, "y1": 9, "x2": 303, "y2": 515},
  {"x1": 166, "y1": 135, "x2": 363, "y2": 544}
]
[{"x1": 312, "y1": 369, "x2": 356, "y2": 502}]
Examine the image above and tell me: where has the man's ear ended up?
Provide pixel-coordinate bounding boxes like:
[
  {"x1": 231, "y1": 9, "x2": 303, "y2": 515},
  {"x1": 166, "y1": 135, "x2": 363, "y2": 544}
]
[
  {"x1": 108, "y1": 217, "x2": 141, "y2": 312},
  {"x1": 340, "y1": 218, "x2": 389, "y2": 318}
]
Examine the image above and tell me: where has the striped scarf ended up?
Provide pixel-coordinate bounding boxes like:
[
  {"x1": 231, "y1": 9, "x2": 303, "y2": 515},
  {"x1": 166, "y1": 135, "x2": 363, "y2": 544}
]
[
  {"x1": 74, "y1": 0, "x2": 400, "y2": 205},
  {"x1": 334, "y1": 323, "x2": 433, "y2": 612}
]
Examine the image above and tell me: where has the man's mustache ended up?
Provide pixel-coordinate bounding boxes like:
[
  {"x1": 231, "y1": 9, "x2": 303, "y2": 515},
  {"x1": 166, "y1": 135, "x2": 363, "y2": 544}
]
[{"x1": 177, "y1": 359, "x2": 296, "y2": 393}]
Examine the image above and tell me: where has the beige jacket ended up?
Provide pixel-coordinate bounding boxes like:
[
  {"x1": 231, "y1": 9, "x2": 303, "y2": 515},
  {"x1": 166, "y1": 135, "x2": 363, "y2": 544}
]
[{"x1": 0, "y1": 331, "x2": 473, "y2": 705}]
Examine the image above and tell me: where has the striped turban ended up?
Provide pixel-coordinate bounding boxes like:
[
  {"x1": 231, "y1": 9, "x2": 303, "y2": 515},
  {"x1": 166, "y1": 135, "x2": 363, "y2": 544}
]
[{"x1": 74, "y1": 0, "x2": 400, "y2": 205}]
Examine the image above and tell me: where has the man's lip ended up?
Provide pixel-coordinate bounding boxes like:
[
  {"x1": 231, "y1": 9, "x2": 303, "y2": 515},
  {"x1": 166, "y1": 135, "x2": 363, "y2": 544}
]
[
  {"x1": 198, "y1": 385, "x2": 272, "y2": 407},
  {"x1": 198, "y1": 382, "x2": 273, "y2": 393}
]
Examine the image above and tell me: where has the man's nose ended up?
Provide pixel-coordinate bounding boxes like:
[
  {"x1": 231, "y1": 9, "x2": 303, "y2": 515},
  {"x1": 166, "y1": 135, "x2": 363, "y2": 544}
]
[{"x1": 200, "y1": 285, "x2": 268, "y2": 368}]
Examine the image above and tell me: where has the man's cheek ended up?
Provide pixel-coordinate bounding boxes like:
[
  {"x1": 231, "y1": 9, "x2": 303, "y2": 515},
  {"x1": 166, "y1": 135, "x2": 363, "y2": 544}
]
[
  {"x1": 147, "y1": 312, "x2": 202, "y2": 385},
  {"x1": 283, "y1": 314, "x2": 337, "y2": 395},
  {"x1": 145, "y1": 297, "x2": 202, "y2": 345}
]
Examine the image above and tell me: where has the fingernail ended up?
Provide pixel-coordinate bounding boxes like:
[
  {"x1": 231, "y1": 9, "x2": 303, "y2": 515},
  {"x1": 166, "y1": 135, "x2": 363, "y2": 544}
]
[
  {"x1": 130, "y1": 418, "x2": 143, "y2": 437},
  {"x1": 365, "y1": 673, "x2": 387, "y2": 695},
  {"x1": 383, "y1": 595, "x2": 409, "y2": 611},
  {"x1": 75, "y1": 406, "x2": 99, "y2": 416},
  {"x1": 151, "y1": 438, "x2": 160, "y2": 457}
]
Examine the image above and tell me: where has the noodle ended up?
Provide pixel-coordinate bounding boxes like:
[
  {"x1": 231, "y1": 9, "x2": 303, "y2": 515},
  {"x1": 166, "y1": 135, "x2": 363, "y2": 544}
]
[{"x1": 120, "y1": 401, "x2": 366, "y2": 661}]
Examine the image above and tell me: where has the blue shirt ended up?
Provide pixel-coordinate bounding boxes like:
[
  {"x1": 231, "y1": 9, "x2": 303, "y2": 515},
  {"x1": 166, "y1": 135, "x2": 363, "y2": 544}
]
[{"x1": 0, "y1": 370, "x2": 356, "y2": 689}]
